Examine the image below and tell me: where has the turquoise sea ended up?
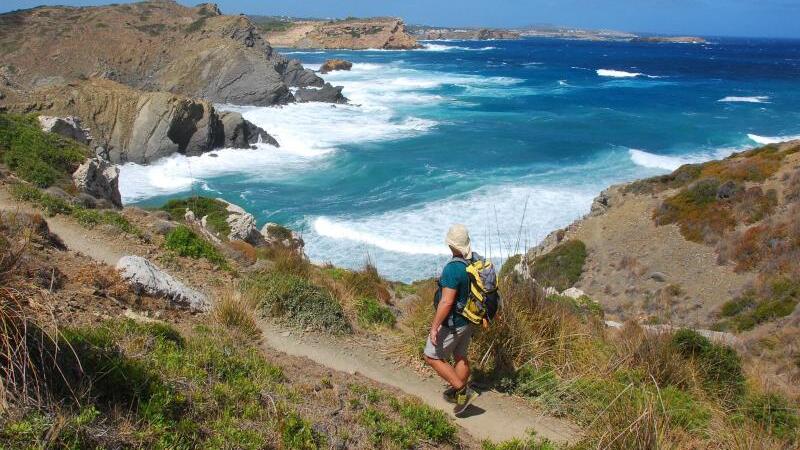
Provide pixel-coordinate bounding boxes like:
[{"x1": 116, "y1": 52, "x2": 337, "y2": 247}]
[{"x1": 121, "y1": 37, "x2": 800, "y2": 282}]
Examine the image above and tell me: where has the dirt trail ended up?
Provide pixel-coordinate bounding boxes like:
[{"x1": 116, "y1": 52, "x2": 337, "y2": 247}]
[
  {"x1": 0, "y1": 189, "x2": 124, "y2": 265},
  {"x1": 259, "y1": 321, "x2": 580, "y2": 445}
]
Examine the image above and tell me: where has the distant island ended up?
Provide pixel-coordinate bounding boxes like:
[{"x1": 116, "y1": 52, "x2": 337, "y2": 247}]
[{"x1": 252, "y1": 15, "x2": 706, "y2": 48}]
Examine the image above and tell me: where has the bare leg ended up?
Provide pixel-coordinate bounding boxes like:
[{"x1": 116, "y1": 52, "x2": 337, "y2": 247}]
[
  {"x1": 453, "y1": 355, "x2": 470, "y2": 386},
  {"x1": 425, "y1": 356, "x2": 466, "y2": 389}
]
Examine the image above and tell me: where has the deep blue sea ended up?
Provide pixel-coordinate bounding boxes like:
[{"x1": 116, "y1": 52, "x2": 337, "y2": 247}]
[{"x1": 120, "y1": 37, "x2": 800, "y2": 282}]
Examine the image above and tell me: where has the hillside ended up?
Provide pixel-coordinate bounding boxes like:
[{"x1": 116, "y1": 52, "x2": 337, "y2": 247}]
[
  {"x1": 514, "y1": 140, "x2": 800, "y2": 394},
  {"x1": 2, "y1": 111, "x2": 798, "y2": 448},
  {"x1": 0, "y1": 1, "x2": 325, "y2": 105},
  {"x1": 255, "y1": 17, "x2": 420, "y2": 50}
]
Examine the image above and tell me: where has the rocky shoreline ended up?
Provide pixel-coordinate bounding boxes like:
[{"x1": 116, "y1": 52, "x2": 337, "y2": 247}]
[{"x1": 0, "y1": 1, "x2": 347, "y2": 164}]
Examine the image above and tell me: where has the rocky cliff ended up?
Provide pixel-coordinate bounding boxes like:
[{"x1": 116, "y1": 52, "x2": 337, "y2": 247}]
[
  {"x1": 4, "y1": 79, "x2": 276, "y2": 164},
  {"x1": 0, "y1": 1, "x2": 326, "y2": 106},
  {"x1": 261, "y1": 17, "x2": 420, "y2": 50}
]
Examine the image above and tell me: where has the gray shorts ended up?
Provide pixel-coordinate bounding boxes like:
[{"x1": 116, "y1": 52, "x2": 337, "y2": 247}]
[{"x1": 423, "y1": 324, "x2": 473, "y2": 360}]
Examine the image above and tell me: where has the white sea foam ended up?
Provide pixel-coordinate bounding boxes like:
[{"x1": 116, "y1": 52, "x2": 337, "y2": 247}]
[
  {"x1": 719, "y1": 96, "x2": 770, "y2": 103},
  {"x1": 597, "y1": 69, "x2": 660, "y2": 78},
  {"x1": 119, "y1": 61, "x2": 524, "y2": 202},
  {"x1": 747, "y1": 133, "x2": 800, "y2": 145},
  {"x1": 421, "y1": 43, "x2": 497, "y2": 52},
  {"x1": 306, "y1": 184, "x2": 596, "y2": 270},
  {"x1": 628, "y1": 147, "x2": 738, "y2": 171}
]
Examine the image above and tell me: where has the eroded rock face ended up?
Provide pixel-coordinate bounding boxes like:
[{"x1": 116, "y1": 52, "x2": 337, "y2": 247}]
[
  {"x1": 72, "y1": 157, "x2": 122, "y2": 208},
  {"x1": 116, "y1": 255, "x2": 209, "y2": 312},
  {"x1": 37, "y1": 116, "x2": 91, "y2": 144},
  {"x1": 219, "y1": 111, "x2": 278, "y2": 148},
  {"x1": 0, "y1": 2, "x2": 320, "y2": 107},
  {"x1": 11, "y1": 79, "x2": 279, "y2": 164},
  {"x1": 265, "y1": 18, "x2": 420, "y2": 50},
  {"x1": 295, "y1": 83, "x2": 347, "y2": 104},
  {"x1": 319, "y1": 59, "x2": 353, "y2": 74}
]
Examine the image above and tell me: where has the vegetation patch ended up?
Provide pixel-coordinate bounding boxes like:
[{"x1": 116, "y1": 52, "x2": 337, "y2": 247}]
[
  {"x1": 359, "y1": 396, "x2": 455, "y2": 448},
  {"x1": 529, "y1": 240, "x2": 587, "y2": 291},
  {"x1": 161, "y1": 196, "x2": 231, "y2": 237},
  {"x1": 743, "y1": 392, "x2": 800, "y2": 439},
  {"x1": 164, "y1": 225, "x2": 227, "y2": 267},
  {"x1": 671, "y1": 329, "x2": 745, "y2": 402},
  {"x1": 715, "y1": 278, "x2": 800, "y2": 332},
  {"x1": 241, "y1": 272, "x2": 350, "y2": 333},
  {"x1": 9, "y1": 183, "x2": 141, "y2": 237},
  {"x1": 356, "y1": 297, "x2": 396, "y2": 328},
  {"x1": 654, "y1": 178, "x2": 736, "y2": 243},
  {"x1": 0, "y1": 113, "x2": 88, "y2": 188}
]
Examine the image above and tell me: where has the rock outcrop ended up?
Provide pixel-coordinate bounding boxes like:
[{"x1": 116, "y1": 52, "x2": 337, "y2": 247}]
[
  {"x1": 7, "y1": 79, "x2": 278, "y2": 164},
  {"x1": 295, "y1": 83, "x2": 348, "y2": 104},
  {"x1": 0, "y1": 1, "x2": 330, "y2": 106},
  {"x1": 215, "y1": 198, "x2": 265, "y2": 246},
  {"x1": 319, "y1": 59, "x2": 353, "y2": 74},
  {"x1": 37, "y1": 116, "x2": 91, "y2": 145},
  {"x1": 261, "y1": 222, "x2": 305, "y2": 252},
  {"x1": 263, "y1": 18, "x2": 420, "y2": 50},
  {"x1": 72, "y1": 158, "x2": 122, "y2": 208},
  {"x1": 116, "y1": 255, "x2": 209, "y2": 312}
]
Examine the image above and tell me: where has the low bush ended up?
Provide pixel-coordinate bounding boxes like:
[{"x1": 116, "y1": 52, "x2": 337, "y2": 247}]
[
  {"x1": 0, "y1": 113, "x2": 88, "y2": 188},
  {"x1": 654, "y1": 178, "x2": 736, "y2": 243},
  {"x1": 241, "y1": 273, "x2": 350, "y2": 333},
  {"x1": 164, "y1": 225, "x2": 227, "y2": 267},
  {"x1": 213, "y1": 293, "x2": 260, "y2": 339},
  {"x1": 360, "y1": 397, "x2": 455, "y2": 448},
  {"x1": 716, "y1": 278, "x2": 800, "y2": 331},
  {"x1": 671, "y1": 329, "x2": 745, "y2": 402},
  {"x1": 356, "y1": 297, "x2": 396, "y2": 328},
  {"x1": 529, "y1": 240, "x2": 587, "y2": 291},
  {"x1": 161, "y1": 196, "x2": 231, "y2": 237}
]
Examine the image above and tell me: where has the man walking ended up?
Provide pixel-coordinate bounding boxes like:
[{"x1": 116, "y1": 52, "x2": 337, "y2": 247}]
[{"x1": 424, "y1": 224, "x2": 480, "y2": 416}]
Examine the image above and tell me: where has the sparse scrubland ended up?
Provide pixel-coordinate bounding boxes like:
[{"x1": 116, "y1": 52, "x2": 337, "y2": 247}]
[{"x1": 2, "y1": 109, "x2": 799, "y2": 448}]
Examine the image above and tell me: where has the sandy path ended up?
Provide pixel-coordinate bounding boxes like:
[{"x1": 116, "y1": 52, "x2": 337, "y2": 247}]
[
  {"x1": 259, "y1": 321, "x2": 580, "y2": 445},
  {"x1": 0, "y1": 189, "x2": 124, "y2": 265}
]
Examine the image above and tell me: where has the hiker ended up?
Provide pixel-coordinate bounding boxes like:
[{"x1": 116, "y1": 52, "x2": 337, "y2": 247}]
[{"x1": 424, "y1": 224, "x2": 482, "y2": 416}]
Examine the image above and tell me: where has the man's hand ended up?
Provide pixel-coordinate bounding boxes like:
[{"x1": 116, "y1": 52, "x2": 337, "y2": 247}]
[{"x1": 429, "y1": 324, "x2": 441, "y2": 346}]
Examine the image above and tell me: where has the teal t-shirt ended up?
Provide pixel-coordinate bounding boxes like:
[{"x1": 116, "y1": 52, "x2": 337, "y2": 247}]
[{"x1": 440, "y1": 260, "x2": 470, "y2": 327}]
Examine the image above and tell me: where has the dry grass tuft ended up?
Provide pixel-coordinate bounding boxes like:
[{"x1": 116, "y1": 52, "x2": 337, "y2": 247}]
[{"x1": 212, "y1": 291, "x2": 261, "y2": 340}]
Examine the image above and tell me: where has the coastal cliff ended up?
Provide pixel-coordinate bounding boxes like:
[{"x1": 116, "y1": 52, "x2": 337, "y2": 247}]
[
  {"x1": 0, "y1": 1, "x2": 326, "y2": 106},
  {"x1": 0, "y1": 1, "x2": 346, "y2": 164},
  {"x1": 259, "y1": 17, "x2": 420, "y2": 50}
]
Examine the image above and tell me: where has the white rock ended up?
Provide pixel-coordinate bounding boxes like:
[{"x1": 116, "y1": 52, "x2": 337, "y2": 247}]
[
  {"x1": 116, "y1": 255, "x2": 209, "y2": 312},
  {"x1": 560, "y1": 287, "x2": 586, "y2": 299},
  {"x1": 226, "y1": 210, "x2": 264, "y2": 245},
  {"x1": 604, "y1": 320, "x2": 624, "y2": 329},
  {"x1": 543, "y1": 286, "x2": 559, "y2": 297},
  {"x1": 38, "y1": 116, "x2": 91, "y2": 144},
  {"x1": 184, "y1": 209, "x2": 195, "y2": 222},
  {"x1": 72, "y1": 158, "x2": 122, "y2": 208}
]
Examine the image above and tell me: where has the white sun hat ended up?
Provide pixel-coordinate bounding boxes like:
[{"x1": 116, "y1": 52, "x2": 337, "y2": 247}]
[{"x1": 445, "y1": 224, "x2": 472, "y2": 260}]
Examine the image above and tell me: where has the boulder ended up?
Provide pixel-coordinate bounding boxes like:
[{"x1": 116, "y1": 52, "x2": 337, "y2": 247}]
[
  {"x1": 649, "y1": 272, "x2": 667, "y2": 282},
  {"x1": 590, "y1": 189, "x2": 611, "y2": 216},
  {"x1": 277, "y1": 58, "x2": 324, "y2": 88},
  {"x1": 72, "y1": 157, "x2": 122, "y2": 208},
  {"x1": 219, "y1": 111, "x2": 279, "y2": 148},
  {"x1": 37, "y1": 116, "x2": 91, "y2": 144},
  {"x1": 152, "y1": 220, "x2": 177, "y2": 236},
  {"x1": 319, "y1": 59, "x2": 353, "y2": 74},
  {"x1": 44, "y1": 186, "x2": 72, "y2": 202},
  {"x1": 295, "y1": 83, "x2": 347, "y2": 104},
  {"x1": 560, "y1": 287, "x2": 586, "y2": 299},
  {"x1": 115, "y1": 256, "x2": 209, "y2": 312},
  {"x1": 226, "y1": 211, "x2": 264, "y2": 246},
  {"x1": 75, "y1": 193, "x2": 98, "y2": 209}
]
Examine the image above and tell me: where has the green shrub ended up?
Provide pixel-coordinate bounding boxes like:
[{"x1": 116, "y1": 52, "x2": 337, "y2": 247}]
[
  {"x1": 0, "y1": 113, "x2": 88, "y2": 188},
  {"x1": 164, "y1": 225, "x2": 227, "y2": 266},
  {"x1": 161, "y1": 196, "x2": 231, "y2": 237},
  {"x1": 242, "y1": 273, "x2": 350, "y2": 333},
  {"x1": 660, "y1": 386, "x2": 711, "y2": 432},
  {"x1": 530, "y1": 240, "x2": 587, "y2": 291},
  {"x1": 72, "y1": 207, "x2": 141, "y2": 236},
  {"x1": 720, "y1": 296, "x2": 756, "y2": 317},
  {"x1": 482, "y1": 432, "x2": 558, "y2": 450},
  {"x1": 281, "y1": 413, "x2": 324, "y2": 450},
  {"x1": 671, "y1": 329, "x2": 744, "y2": 402},
  {"x1": 744, "y1": 392, "x2": 799, "y2": 439},
  {"x1": 356, "y1": 297, "x2": 396, "y2": 328},
  {"x1": 717, "y1": 279, "x2": 800, "y2": 332},
  {"x1": 654, "y1": 178, "x2": 736, "y2": 243},
  {"x1": 510, "y1": 365, "x2": 560, "y2": 399},
  {"x1": 392, "y1": 399, "x2": 455, "y2": 443}
]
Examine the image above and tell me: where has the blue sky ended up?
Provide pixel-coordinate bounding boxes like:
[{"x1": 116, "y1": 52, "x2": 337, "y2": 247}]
[{"x1": 3, "y1": 0, "x2": 799, "y2": 38}]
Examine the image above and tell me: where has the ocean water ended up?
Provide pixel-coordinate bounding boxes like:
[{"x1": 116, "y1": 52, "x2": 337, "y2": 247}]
[{"x1": 120, "y1": 38, "x2": 800, "y2": 282}]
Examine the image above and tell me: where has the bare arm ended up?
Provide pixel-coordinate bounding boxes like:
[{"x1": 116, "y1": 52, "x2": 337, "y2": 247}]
[{"x1": 430, "y1": 287, "x2": 457, "y2": 345}]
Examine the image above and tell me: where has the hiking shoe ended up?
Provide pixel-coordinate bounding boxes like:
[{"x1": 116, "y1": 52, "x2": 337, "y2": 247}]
[
  {"x1": 453, "y1": 387, "x2": 479, "y2": 417},
  {"x1": 443, "y1": 386, "x2": 457, "y2": 403}
]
